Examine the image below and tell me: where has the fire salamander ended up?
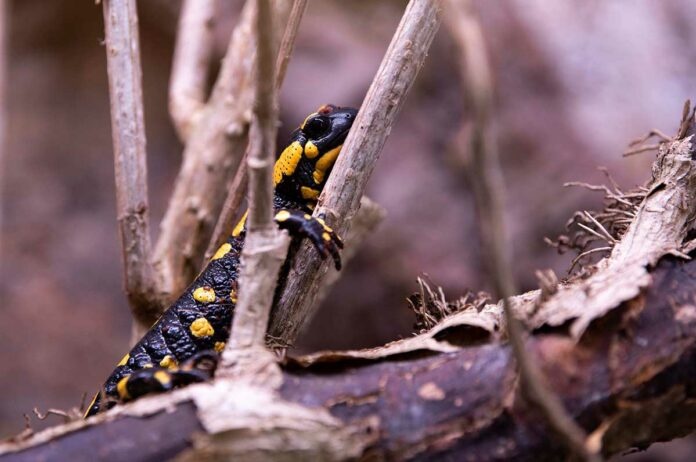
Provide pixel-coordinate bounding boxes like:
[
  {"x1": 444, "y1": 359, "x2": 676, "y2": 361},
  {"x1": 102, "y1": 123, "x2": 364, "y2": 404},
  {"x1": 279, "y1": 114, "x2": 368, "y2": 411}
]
[{"x1": 85, "y1": 104, "x2": 357, "y2": 417}]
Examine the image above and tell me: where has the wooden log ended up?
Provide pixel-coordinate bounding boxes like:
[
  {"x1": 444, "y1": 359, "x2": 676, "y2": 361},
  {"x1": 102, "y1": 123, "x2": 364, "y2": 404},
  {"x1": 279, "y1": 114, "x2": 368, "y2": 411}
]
[{"x1": 2, "y1": 255, "x2": 694, "y2": 461}]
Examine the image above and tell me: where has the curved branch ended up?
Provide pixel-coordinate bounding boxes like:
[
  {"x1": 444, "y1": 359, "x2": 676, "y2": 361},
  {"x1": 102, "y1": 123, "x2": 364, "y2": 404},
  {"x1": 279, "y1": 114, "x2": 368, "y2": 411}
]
[{"x1": 168, "y1": 0, "x2": 217, "y2": 142}]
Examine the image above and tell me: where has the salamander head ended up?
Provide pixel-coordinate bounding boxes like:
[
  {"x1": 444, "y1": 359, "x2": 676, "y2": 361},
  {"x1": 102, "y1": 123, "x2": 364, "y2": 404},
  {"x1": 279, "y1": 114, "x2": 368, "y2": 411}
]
[{"x1": 297, "y1": 104, "x2": 357, "y2": 153}]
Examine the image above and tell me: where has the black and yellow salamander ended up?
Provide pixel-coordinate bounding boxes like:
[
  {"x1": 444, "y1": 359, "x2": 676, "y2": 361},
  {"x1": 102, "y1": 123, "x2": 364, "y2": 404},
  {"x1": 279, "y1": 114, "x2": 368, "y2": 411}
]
[{"x1": 85, "y1": 104, "x2": 357, "y2": 417}]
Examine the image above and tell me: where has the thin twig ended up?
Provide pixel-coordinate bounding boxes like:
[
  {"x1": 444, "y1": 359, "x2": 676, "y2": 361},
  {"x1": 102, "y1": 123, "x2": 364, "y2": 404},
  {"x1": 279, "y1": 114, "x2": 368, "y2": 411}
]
[
  {"x1": 443, "y1": 2, "x2": 601, "y2": 461},
  {"x1": 169, "y1": 0, "x2": 217, "y2": 142},
  {"x1": 0, "y1": 0, "x2": 6, "y2": 262},
  {"x1": 597, "y1": 167, "x2": 624, "y2": 194},
  {"x1": 569, "y1": 246, "x2": 612, "y2": 274},
  {"x1": 576, "y1": 223, "x2": 613, "y2": 245},
  {"x1": 219, "y1": 0, "x2": 289, "y2": 382},
  {"x1": 626, "y1": 129, "x2": 671, "y2": 147},
  {"x1": 269, "y1": 0, "x2": 443, "y2": 345},
  {"x1": 622, "y1": 144, "x2": 660, "y2": 157},
  {"x1": 564, "y1": 181, "x2": 634, "y2": 206},
  {"x1": 205, "y1": 0, "x2": 307, "y2": 261},
  {"x1": 273, "y1": 0, "x2": 307, "y2": 89},
  {"x1": 583, "y1": 211, "x2": 616, "y2": 244},
  {"x1": 102, "y1": 0, "x2": 160, "y2": 338}
]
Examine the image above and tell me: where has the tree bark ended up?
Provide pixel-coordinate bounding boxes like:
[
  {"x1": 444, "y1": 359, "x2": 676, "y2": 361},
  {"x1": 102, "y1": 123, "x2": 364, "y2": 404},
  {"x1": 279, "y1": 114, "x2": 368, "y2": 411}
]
[{"x1": 1, "y1": 254, "x2": 694, "y2": 461}]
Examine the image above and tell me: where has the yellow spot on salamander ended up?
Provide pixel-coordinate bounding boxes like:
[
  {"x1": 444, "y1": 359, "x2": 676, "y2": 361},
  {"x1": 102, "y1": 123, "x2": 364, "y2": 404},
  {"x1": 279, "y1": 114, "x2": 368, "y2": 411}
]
[
  {"x1": 230, "y1": 289, "x2": 238, "y2": 303},
  {"x1": 190, "y1": 317, "x2": 215, "y2": 338},
  {"x1": 154, "y1": 370, "x2": 172, "y2": 386},
  {"x1": 273, "y1": 141, "x2": 304, "y2": 185},
  {"x1": 275, "y1": 210, "x2": 291, "y2": 222},
  {"x1": 301, "y1": 186, "x2": 320, "y2": 200},
  {"x1": 316, "y1": 217, "x2": 333, "y2": 232},
  {"x1": 214, "y1": 341, "x2": 226, "y2": 353},
  {"x1": 117, "y1": 354, "x2": 130, "y2": 367},
  {"x1": 303, "y1": 213, "x2": 311, "y2": 220},
  {"x1": 232, "y1": 210, "x2": 248, "y2": 237},
  {"x1": 322, "y1": 232, "x2": 331, "y2": 242},
  {"x1": 142, "y1": 363, "x2": 153, "y2": 369},
  {"x1": 117, "y1": 376, "x2": 131, "y2": 400},
  {"x1": 212, "y1": 243, "x2": 232, "y2": 260},
  {"x1": 304, "y1": 140, "x2": 319, "y2": 159},
  {"x1": 193, "y1": 286, "x2": 216, "y2": 304},
  {"x1": 159, "y1": 355, "x2": 177, "y2": 369},
  {"x1": 312, "y1": 144, "x2": 342, "y2": 184}
]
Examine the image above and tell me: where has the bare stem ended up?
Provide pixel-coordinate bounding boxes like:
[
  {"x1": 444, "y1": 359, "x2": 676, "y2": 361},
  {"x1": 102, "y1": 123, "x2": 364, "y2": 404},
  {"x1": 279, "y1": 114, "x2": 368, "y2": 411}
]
[
  {"x1": 269, "y1": 0, "x2": 443, "y2": 346},
  {"x1": 205, "y1": 0, "x2": 307, "y2": 261},
  {"x1": 274, "y1": 0, "x2": 307, "y2": 89},
  {"x1": 102, "y1": 0, "x2": 160, "y2": 336},
  {"x1": 444, "y1": 2, "x2": 600, "y2": 461},
  {"x1": 0, "y1": 0, "x2": 6, "y2": 261},
  {"x1": 219, "y1": 0, "x2": 289, "y2": 380},
  {"x1": 169, "y1": 0, "x2": 217, "y2": 142}
]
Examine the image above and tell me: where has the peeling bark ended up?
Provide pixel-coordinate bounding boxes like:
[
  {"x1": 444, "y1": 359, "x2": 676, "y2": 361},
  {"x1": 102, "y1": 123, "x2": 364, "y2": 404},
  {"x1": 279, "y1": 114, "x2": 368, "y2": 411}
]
[{"x1": 1, "y1": 255, "x2": 694, "y2": 461}]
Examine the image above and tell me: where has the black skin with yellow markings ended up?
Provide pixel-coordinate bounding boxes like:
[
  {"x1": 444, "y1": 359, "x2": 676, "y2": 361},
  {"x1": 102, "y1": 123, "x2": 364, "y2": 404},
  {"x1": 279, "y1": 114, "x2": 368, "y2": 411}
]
[{"x1": 85, "y1": 105, "x2": 357, "y2": 417}]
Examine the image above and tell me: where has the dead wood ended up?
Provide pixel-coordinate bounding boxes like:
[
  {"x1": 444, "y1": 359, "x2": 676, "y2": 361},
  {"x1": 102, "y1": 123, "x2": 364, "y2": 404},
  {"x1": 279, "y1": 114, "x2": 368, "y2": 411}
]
[
  {"x1": 102, "y1": 0, "x2": 160, "y2": 336},
  {"x1": 1, "y1": 252, "x2": 694, "y2": 461}
]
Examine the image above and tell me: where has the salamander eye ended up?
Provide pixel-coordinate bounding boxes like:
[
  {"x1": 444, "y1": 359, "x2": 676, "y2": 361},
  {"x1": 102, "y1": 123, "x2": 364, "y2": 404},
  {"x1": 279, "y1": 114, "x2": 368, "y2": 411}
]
[{"x1": 303, "y1": 117, "x2": 329, "y2": 138}]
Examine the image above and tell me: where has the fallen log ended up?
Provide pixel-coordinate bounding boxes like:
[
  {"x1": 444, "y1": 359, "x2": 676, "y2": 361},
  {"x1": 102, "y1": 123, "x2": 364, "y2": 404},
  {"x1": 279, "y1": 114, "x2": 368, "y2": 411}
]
[{"x1": 1, "y1": 254, "x2": 694, "y2": 461}]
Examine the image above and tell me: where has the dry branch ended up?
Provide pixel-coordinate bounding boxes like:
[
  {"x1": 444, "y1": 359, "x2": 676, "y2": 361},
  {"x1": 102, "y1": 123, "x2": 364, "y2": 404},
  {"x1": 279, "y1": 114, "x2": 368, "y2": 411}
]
[
  {"x1": 205, "y1": 0, "x2": 308, "y2": 261},
  {"x1": 168, "y1": 0, "x2": 217, "y2": 142},
  {"x1": 153, "y1": 1, "x2": 257, "y2": 305},
  {"x1": 102, "y1": 0, "x2": 159, "y2": 336},
  {"x1": 153, "y1": 1, "x2": 291, "y2": 305},
  {"x1": 0, "y1": 0, "x2": 6, "y2": 261},
  {"x1": 2, "y1": 253, "x2": 694, "y2": 460},
  {"x1": 444, "y1": 2, "x2": 598, "y2": 460},
  {"x1": 273, "y1": 0, "x2": 307, "y2": 90},
  {"x1": 269, "y1": 0, "x2": 444, "y2": 346},
  {"x1": 218, "y1": 0, "x2": 289, "y2": 381},
  {"x1": 528, "y1": 131, "x2": 696, "y2": 338}
]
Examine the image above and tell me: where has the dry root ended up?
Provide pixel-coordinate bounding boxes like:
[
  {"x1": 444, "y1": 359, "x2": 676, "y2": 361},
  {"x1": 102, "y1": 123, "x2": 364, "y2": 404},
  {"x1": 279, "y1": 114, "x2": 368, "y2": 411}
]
[{"x1": 407, "y1": 276, "x2": 491, "y2": 332}]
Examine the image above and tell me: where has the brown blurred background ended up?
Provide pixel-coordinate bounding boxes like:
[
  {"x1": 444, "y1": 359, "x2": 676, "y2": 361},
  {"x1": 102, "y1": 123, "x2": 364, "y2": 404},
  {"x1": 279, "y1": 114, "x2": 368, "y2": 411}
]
[{"x1": 1, "y1": 0, "x2": 694, "y2": 458}]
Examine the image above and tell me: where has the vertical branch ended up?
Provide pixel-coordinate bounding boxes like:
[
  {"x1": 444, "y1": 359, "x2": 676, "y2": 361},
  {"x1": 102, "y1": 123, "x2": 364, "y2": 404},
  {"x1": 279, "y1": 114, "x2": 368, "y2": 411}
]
[
  {"x1": 219, "y1": 0, "x2": 289, "y2": 380},
  {"x1": 444, "y1": 2, "x2": 600, "y2": 461},
  {"x1": 102, "y1": 0, "x2": 159, "y2": 337},
  {"x1": 269, "y1": 0, "x2": 443, "y2": 345},
  {"x1": 169, "y1": 0, "x2": 217, "y2": 142},
  {"x1": 0, "y1": 0, "x2": 6, "y2": 261},
  {"x1": 205, "y1": 0, "x2": 308, "y2": 261}
]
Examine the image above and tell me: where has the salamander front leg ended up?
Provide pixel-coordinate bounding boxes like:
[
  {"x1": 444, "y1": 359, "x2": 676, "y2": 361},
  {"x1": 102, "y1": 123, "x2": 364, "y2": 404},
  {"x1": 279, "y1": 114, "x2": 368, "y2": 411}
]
[{"x1": 274, "y1": 210, "x2": 344, "y2": 270}]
